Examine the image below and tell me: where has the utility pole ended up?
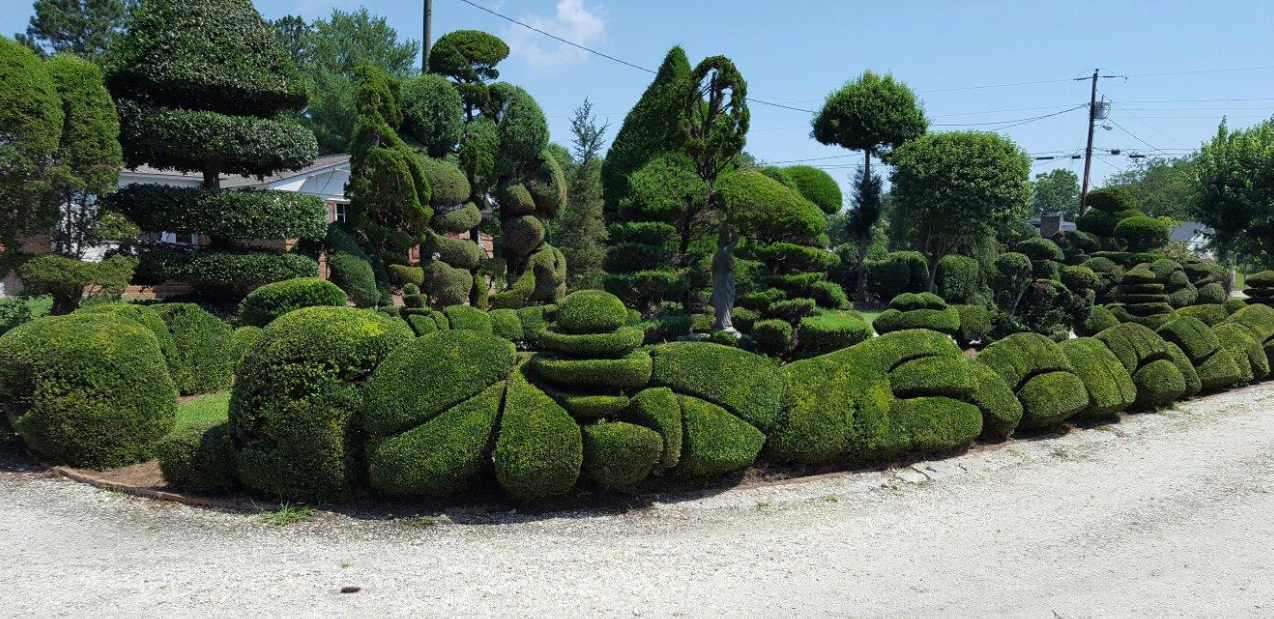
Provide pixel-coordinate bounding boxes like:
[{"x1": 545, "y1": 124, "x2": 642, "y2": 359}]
[
  {"x1": 422, "y1": 0, "x2": 433, "y2": 72},
  {"x1": 1078, "y1": 68, "x2": 1100, "y2": 217}
]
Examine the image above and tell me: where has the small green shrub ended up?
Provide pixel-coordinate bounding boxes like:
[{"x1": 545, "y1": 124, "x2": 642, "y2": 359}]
[
  {"x1": 1213, "y1": 322, "x2": 1269, "y2": 383},
  {"x1": 581, "y1": 421, "x2": 664, "y2": 489},
  {"x1": 1113, "y1": 216, "x2": 1169, "y2": 252},
  {"x1": 0, "y1": 314, "x2": 177, "y2": 468},
  {"x1": 1223, "y1": 298, "x2": 1248, "y2": 314},
  {"x1": 493, "y1": 367, "x2": 583, "y2": 500},
  {"x1": 1075, "y1": 305, "x2": 1120, "y2": 336},
  {"x1": 881, "y1": 397, "x2": 982, "y2": 457},
  {"x1": 1094, "y1": 322, "x2": 1173, "y2": 374},
  {"x1": 764, "y1": 298, "x2": 818, "y2": 323},
  {"x1": 155, "y1": 421, "x2": 237, "y2": 492},
  {"x1": 556, "y1": 290, "x2": 629, "y2": 334},
  {"x1": 366, "y1": 381, "x2": 503, "y2": 497},
  {"x1": 1165, "y1": 342, "x2": 1202, "y2": 398},
  {"x1": 1195, "y1": 283, "x2": 1226, "y2": 304},
  {"x1": 75, "y1": 303, "x2": 177, "y2": 367},
  {"x1": 873, "y1": 307, "x2": 960, "y2": 335},
  {"x1": 1131, "y1": 359, "x2": 1186, "y2": 409},
  {"x1": 516, "y1": 304, "x2": 556, "y2": 347},
  {"x1": 1196, "y1": 348, "x2": 1243, "y2": 391},
  {"x1": 443, "y1": 304, "x2": 493, "y2": 333},
  {"x1": 794, "y1": 312, "x2": 871, "y2": 358},
  {"x1": 154, "y1": 303, "x2": 234, "y2": 395},
  {"x1": 528, "y1": 351, "x2": 653, "y2": 390},
  {"x1": 966, "y1": 361, "x2": 1023, "y2": 441},
  {"x1": 1058, "y1": 337, "x2": 1137, "y2": 420},
  {"x1": 228, "y1": 325, "x2": 263, "y2": 369},
  {"x1": 1227, "y1": 304, "x2": 1274, "y2": 343},
  {"x1": 889, "y1": 292, "x2": 948, "y2": 311},
  {"x1": 953, "y1": 305, "x2": 992, "y2": 348},
  {"x1": 1015, "y1": 371, "x2": 1089, "y2": 429},
  {"x1": 621, "y1": 387, "x2": 682, "y2": 472},
  {"x1": 0, "y1": 298, "x2": 33, "y2": 336},
  {"x1": 935, "y1": 255, "x2": 981, "y2": 304},
  {"x1": 649, "y1": 342, "x2": 785, "y2": 431},
  {"x1": 327, "y1": 253, "x2": 378, "y2": 308},
  {"x1": 672, "y1": 395, "x2": 765, "y2": 478},
  {"x1": 889, "y1": 357, "x2": 977, "y2": 399},
  {"x1": 489, "y1": 308, "x2": 524, "y2": 342},
  {"x1": 1176, "y1": 304, "x2": 1228, "y2": 326},
  {"x1": 977, "y1": 332, "x2": 1074, "y2": 391},
  {"x1": 237, "y1": 278, "x2": 347, "y2": 327},
  {"x1": 1156, "y1": 316, "x2": 1221, "y2": 363},
  {"x1": 751, "y1": 319, "x2": 793, "y2": 356},
  {"x1": 857, "y1": 328, "x2": 962, "y2": 373},
  {"x1": 20, "y1": 254, "x2": 136, "y2": 314}
]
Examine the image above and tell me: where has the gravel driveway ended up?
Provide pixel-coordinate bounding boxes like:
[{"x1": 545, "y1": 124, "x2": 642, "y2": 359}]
[{"x1": 4, "y1": 384, "x2": 1274, "y2": 619}]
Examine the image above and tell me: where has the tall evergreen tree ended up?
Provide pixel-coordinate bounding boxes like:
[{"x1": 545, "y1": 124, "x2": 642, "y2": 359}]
[
  {"x1": 555, "y1": 99, "x2": 609, "y2": 290},
  {"x1": 0, "y1": 36, "x2": 64, "y2": 250},
  {"x1": 102, "y1": 0, "x2": 325, "y2": 299},
  {"x1": 18, "y1": 0, "x2": 132, "y2": 61}
]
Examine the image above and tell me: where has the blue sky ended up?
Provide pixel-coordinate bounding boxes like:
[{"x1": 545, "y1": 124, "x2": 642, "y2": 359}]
[{"x1": 9, "y1": 0, "x2": 1274, "y2": 197}]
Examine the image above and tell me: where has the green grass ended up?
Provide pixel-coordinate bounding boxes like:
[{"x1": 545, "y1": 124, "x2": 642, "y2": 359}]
[
  {"x1": 25, "y1": 296, "x2": 52, "y2": 318},
  {"x1": 858, "y1": 310, "x2": 881, "y2": 324},
  {"x1": 176, "y1": 392, "x2": 230, "y2": 430},
  {"x1": 257, "y1": 502, "x2": 316, "y2": 526}
]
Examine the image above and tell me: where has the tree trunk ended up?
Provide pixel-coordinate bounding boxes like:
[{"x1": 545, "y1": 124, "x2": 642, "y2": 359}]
[
  {"x1": 855, "y1": 149, "x2": 873, "y2": 304},
  {"x1": 927, "y1": 254, "x2": 940, "y2": 292},
  {"x1": 202, "y1": 168, "x2": 220, "y2": 191},
  {"x1": 678, "y1": 195, "x2": 694, "y2": 312}
]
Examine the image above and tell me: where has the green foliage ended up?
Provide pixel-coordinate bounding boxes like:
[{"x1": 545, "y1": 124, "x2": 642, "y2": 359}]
[
  {"x1": 0, "y1": 314, "x2": 177, "y2": 468},
  {"x1": 1114, "y1": 216, "x2": 1170, "y2": 252},
  {"x1": 1191, "y1": 120, "x2": 1274, "y2": 263},
  {"x1": 1131, "y1": 359, "x2": 1187, "y2": 409},
  {"x1": 362, "y1": 330, "x2": 515, "y2": 438},
  {"x1": 538, "y1": 325, "x2": 645, "y2": 358},
  {"x1": 1094, "y1": 322, "x2": 1173, "y2": 374},
  {"x1": 812, "y1": 70, "x2": 927, "y2": 159},
  {"x1": 889, "y1": 357, "x2": 976, "y2": 399},
  {"x1": 135, "y1": 247, "x2": 318, "y2": 299},
  {"x1": 649, "y1": 342, "x2": 784, "y2": 432},
  {"x1": 953, "y1": 305, "x2": 993, "y2": 348},
  {"x1": 156, "y1": 421, "x2": 237, "y2": 492},
  {"x1": 977, "y1": 332, "x2": 1074, "y2": 391},
  {"x1": 0, "y1": 37, "x2": 63, "y2": 249},
  {"x1": 619, "y1": 387, "x2": 682, "y2": 471},
  {"x1": 154, "y1": 303, "x2": 233, "y2": 395},
  {"x1": 556, "y1": 290, "x2": 629, "y2": 334},
  {"x1": 327, "y1": 252, "x2": 378, "y2": 308},
  {"x1": 1224, "y1": 297, "x2": 1248, "y2": 314},
  {"x1": 229, "y1": 325, "x2": 263, "y2": 368},
  {"x1": 873, "y1": 307, "x2": 960, "y2": 336},
  {"x1": 400, "y1": 74, "x2": 464, "y2": 157},
  {"x1": 720, "y1": 170, "x2": 825, "y2": 244},
  {"x1": 423, "y1": 261, "x2": 473, "y2": 308},
  {"x1": 784, "y1": 165, "x2": 843, "y2": 214},
  {"x1": 442, "y1": 304, "x2": 492, "y2": 333},
  {"x1": 858, "y1": 328, "x2": 962, "y2": 373},
  {"x1": 367, "y1": 381, "x2": 503, "y2": 497},
  {"x1": 673, "y1": 395, "x2": 764, "y2": 478},
  {"x1": 1197, "y1": 283, "x2": 1227, "y2": 304},
  {"x1": 1032, "y1": 168, "x2": 1081, "y2": 219},
  {"x1": 602, "y1": 47, "x2": 691, "y2": 216},
  {"x1": 20, "y1": 254, "x2": 136, "y2": 314},
  {"x1": 230, "y1": 307, "x2": 413, "y2": 502},
  {"x1": 890, "y1": 131, "x2": 1030, "y2": 288},
  {"x1": 794, "y1": 312, "x2": 871, "y2": 359},
  {"x1": 238, "y1": 278, "x2": 347, "y2": 327},
  {"x1": 881, "y1": 397, "x2": 982, "y2": 457},
  {"x1": 1086, "y1": 186, "x2": 1136, "y2": 214},
  {"x1": 428, "y1": 30, "x2": 509, "y2": 116},
  {"x1": 529, "y1": 351, "x2": 653, "y2": 390},
  {"x1": 751, "y1": 318, "x2": 793, "y2": 356},
  {"x1": 935, "y1": 255, "x2": 982, "y2": 303},
  {"x1": 0, "y1": 299, "x2": 34, "y2": 336},
  {"x1": 580, "y1": 421, "x2": 664, "y2": 489},
  {"x1": 75, "y1": 302, "x2": 177, "y2": 366},
  {"x1": 1058, "y1": 337, "x2": 1137, "y2": 420},
  {"x1": 106, "y1": 186, "x2": 327, "y2": 242},
  {"x1": 966, "y1": 361, "x2": 1023, "y2": 441},
  {"x1": 1176, "y1": 303, "x2": 1229, "y2": 326},
  {"x1": 1156, "y1": 316, "x2": 1222, "y2": 362},
  {"x1": 1015, "y1": 371, "x2": 1089, "y2": 429},
  {"x1": 1213, "y1": 322, "x2": 1268, "y2": 383},
  {"x1": 493, "y1": 366, "x2": 582, "y2": 500},
  {"x1": 22, "y1": 0, "x2": 130, "y2": 60},
  {"x1": 489, "y1": 308, "x2": 523, "y2": 342},
  {"x1": 1165, "y1": 341, "x2": 1202, "y2": 398}
]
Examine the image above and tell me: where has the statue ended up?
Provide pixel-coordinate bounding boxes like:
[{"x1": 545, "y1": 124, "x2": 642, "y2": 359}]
[{"x1": 711, "y1": 224, "x2": 741, "y2": 334}]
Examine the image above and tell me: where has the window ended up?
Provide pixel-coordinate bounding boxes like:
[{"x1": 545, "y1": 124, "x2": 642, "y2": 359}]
[{"x1": 333, "y1": 202, "x2": 348, "y2": 223}]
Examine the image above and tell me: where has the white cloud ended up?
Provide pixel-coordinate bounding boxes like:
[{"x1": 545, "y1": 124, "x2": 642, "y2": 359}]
[{"x1": 506, "y1": 0, "x2": 607, "y2": 71}]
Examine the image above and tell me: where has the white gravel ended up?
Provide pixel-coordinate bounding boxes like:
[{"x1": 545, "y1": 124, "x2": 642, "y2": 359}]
[{"x1": 4, "y1": 383, "x2": 1274, "y2": 618}]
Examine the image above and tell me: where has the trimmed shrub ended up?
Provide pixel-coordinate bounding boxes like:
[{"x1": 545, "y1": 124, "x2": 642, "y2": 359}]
[
  {"x1": 889, "y1": 357, "x2": 977, "y2": 399},
  {"x1": 0, "y1": 314, "x2": 177, "y2": 468},
  {"x1": 367, "y1": 381, "x2": 504, "y2": 497},
  {"x1": 794, "y1": 311, "x2": 871, "y2": 358},
  {"x1": 881, "y1": 397, "x2": 982, "y2": 457},
  {"x1": 977, "y1": 332, "x2": 1074, "y2": 391},
  {"x1": 1058, "y1": 338, "x2": 1137, "y2": 420},
  {"x1": 966, "y1": 361, "x2": 1023, "y2": 441},
  {"x1": 493, "y1": 367, "x2": 583, "y2": 500},
  {"x1": 1015, "y1": 371, "x2": 1089, "y2": 429},
  {"x1": 106, "y1": 185, "x2": 326, "y2": 242},
  {"x1": 1197, "y1": 283, "x2": 1227, "y2": 304},
  {"x1": 443, "y1": 304, "x2": 493, "y2": 333},
  {"x1": 1223, "y1": 298, "x2": 1248, "y2": 314},
  {"x1": 672, "y1": 395, "x2": 765, "y2": 478},
  {"x1": 363, "y1": 330, "x2": 516, "y2": 438},
  {"x1": 237, "y1": 278, "x2": 347, "y2": 327},
  {"x1": 490, "y1": 308, "x2": 524, "y2": 342},
  {"x1": 228, "y1": 325, "x2": 263, "y2": 369},
  {"x1": 873, "y1": 307, "x2": 960, "y2": 335},
  {"x1": 581, "y1": 421, "x2": 664, "y2": 489},
  {"x1": 858, "y1": 328, "x2": 962, "y2": 373},
  {"x1": 752, "y1": 318, "x2": 794, "y2": 356},
  {"x1": 953, "y1": 305, "x2": 992, "y2": 348},
  {"x1": 154, "y1": 303, "x2": 234, "y2": 395},
  {"x1": 546, "y1": 390, "x2": 630, "y2": 420},
  {"x1": 1094, "y1": 322, "x2": 1173, "y2": 374},
  {"x1": 649, "y1": 342, "x2": 785, "y2": 431},
  {"x1": 1213, "y1": 322, "x2": 1269, "y2": 383},
  {"x1": 1157, "y1": 316, "x2": 1222, "y2": 363},
  {"x1": 19, "y1": 254, "x2": 136, "y2": 314},
  {"x1": 328, "y1": 252, "x2": 378, "y2": 308},
  {"x1": 1176, "y1": 304, "x2": 1228, "y2": 326},
  {"x1": 622, "y1": 387, "x2": 682, "y2": 472},
  {"x1": 556, "y1": 290, "x2": 629, "y2": 334},
  {"x1": 935, "y1": 255, "x2": 981, "y2": 303},
  {"x1": 1227, "y1": 303, "x2": 1274, "y2": 344},
  {"x1": 529, "y1": 351, "x2": 653, "y2": 390},
  {"x1": 1131, "y1": 359, "x2": 1187, "y2": 409},
  {"x1": 135, "y1": 247, "x2": 318, "y2": 299},
  {"x1": 1165, "y1": 342, "x2": 1202, "y2": 398},
  {"x1": 1196, "y1": 347, "x2": 1243, "y2": 391},
  {"x1": 76, "y1": 303, "x2": 177, "y2": 367},
  {"x1": 517, "y1": 304, "x2": 556, "y2": 347},
  {"x1": 1113, "y1": 216, "x2": 1169, "y2": 252},
  {"x1": 1076, "y1": 305, "x2": 1120, "y2": 336},
  {"x1": 538, "y1": 326, "x2": 645, "y2": 358},
  {"x1": 230, "y1": 307, "x2": 414, "y2": 502},
  {"x1": 155, "y1": 421, "x2": 237, "y2": 492}
]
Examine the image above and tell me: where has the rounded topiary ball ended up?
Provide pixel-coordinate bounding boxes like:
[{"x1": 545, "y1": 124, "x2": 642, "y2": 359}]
[
  {"x1": 556, "y1": 290, "x2": 629, "y2": 334},
  {"x1": 0, "y1": 314, "x2": 177, "y2": 468},
  {"x1": 238, "y1": 277, "x2": 349, "y2": 327}
]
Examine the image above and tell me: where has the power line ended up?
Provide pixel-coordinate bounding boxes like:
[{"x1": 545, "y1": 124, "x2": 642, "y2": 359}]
[
  {"x1": 931, "y1": 104, "x2": 1087, "y2": 127},
  {"x1": 1119, "y1": 65, "x2": 1274, "y2": 79},
  {"x1": 918, "y1": 76, "x2": 1081, "y2": 94},
  {"x1": 1107, "y1": 118, "x2": 1176, "y2": 159}
]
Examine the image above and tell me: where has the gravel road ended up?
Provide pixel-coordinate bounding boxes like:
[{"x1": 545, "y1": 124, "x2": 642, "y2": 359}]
[{"x1": 4, "y1": 383, "x2": 1274, "y2": 619}]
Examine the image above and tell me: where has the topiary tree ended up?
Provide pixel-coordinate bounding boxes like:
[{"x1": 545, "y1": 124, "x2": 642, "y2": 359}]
[
  {"x1": 0, "y1": 36, "x2": 64, "y2": 251},
  {"x1": 103, "y1": 0, "x2": 323, "y2": 300},
  {"x1": 1114, "y1": 215, "x2": 1169, "y2": 253},
  {"x1": 427, "y1": 29, "x2": 510, "y2": 121},
  {"x1": 890, "y1": 131, "x2": 1030, "y2": 290},
  {"x1": 19, "y1": 253, "x2": 135, "y2": 314},
  {"x1": 813, "y1": 71, "x2": 927, "y2": 302}
]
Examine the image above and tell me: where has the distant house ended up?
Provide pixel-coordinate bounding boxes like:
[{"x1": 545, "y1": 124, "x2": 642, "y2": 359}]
[{"x1": 1170, "y1": 221, "x2": 1212, "y2": 259}]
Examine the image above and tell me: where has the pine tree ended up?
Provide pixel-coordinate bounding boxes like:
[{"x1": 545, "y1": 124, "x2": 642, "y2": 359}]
[
  {"x1": 555, "y1": 99, "x2": 609, "y2": 290},
  {"x1": 19, "y1": 0, "x2": 133, "y2": 61}
]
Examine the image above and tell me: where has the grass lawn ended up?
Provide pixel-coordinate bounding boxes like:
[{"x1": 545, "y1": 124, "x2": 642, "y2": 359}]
[
  {"x1": 858, "y1": 310, "x2": 881, "y2": 324},
  {"x1": 176, "y1": 392, "x2": 230, "y2": 430}
]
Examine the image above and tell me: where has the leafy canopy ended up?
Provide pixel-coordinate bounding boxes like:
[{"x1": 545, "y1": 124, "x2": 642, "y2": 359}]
[
  {"x1": 19, "y1": 0, "x2": 133, "y2": 61},
  {"x1": 812, "y1": 71, "x2": 928, "y2": 158}
]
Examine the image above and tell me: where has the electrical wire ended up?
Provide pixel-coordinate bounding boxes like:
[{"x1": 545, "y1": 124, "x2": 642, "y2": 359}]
[{"x1": 931, "y1": 104, "x2": 1086, "y2": 127}]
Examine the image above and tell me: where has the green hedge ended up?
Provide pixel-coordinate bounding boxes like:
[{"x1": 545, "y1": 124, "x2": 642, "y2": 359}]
[
  {"x1": 622, "y1": 387, "x2": 683, "y2": 472},
  {"x1": 1131, "y1": 359, "x2": 1186, "y2": 409},
  {"x1": 0, "y1": 314, "x2": 177, "y2": 468},
  {"x1": 1165, "y1": 342, "x2": 1202, "y2": 399},
  {"x1": 873, "y1": 307, "x2": 960, "y2": 336},
  {"x1": 155, "y1": 420, "x2": 237, "y2": 492},
  {"x1": 953, "y1": 305, "x2": 992, "y2": 348},
  {"x1": 538, "y1": 325, "x2": 645, "y2": 358},
  {"x1": 76, "y1": 303, "x2": 177, "y2": 368},
  {"x1": 1058, "y1": 338, "x2": 1136, "y2": 420},
  {"x1": 966, "y1": 361, "x2": 1023, "y2": 441},
  {"x1": 1076, "y1": 305, "x2": 1121, "y2": 337},
  {"x1": 1156, "y1": 316, "x2": 1221, "y2": 363},
  {"x1": 1213, "y1": 322, "x2": 1269, "y2": 383},
  {"x1": 136, "y1": 247, "x2": 318, "y2": 298},
  {"x1": 556, "y1": 290, "x2": 629, "y2": 334},
  {"x1": 889, "y1": 357, "x2": 977, "y2": 399},
  {"x1": 154, "y1": 303, "x2": 234, "y2": 395},
  {"x1": 858, "y1": 329, "x2": 962, "y2": 373},
  {"x1": 794, "y1": 312, "x2": 871, "y2": 359},
  {"x1": 1176, "y1": 304, "x2": 1228, "y2": 326},
  {"x1": 977, "y1": 332, "x2": 1074, "y2": 391},
  {"x1": 328, "y1": 253, "x2": 378, "y2": 308},
  {"x1": 673, "y1": 395, "x2": 765, "y2": 478},
  {"x1": 752, "y1": 318, "x2": 794, "y2": 356},
  {"x1": 881, "y1": 397, "x2": 982, "y2": 457},
  {"x1": 230, "y1": 307, "x2": 413, "y2": 502},
  {"x1": 528, "y1": 351, "x2": 653, "y2": 390},
  {"x1": 490, "y1": 308, "x2": 524, "y2": 342},
  {"x1": 935, "y1": 255, "x2": 982, "y2": 303},
  {"x1": 228, "y1": 325, "x2": 263, "y2": 370},
  {"x1": 238, "y1": 278, "x2": 347, "y2": 327},
  {"x1": 106, "y1": 185, "x2": 326, "y2": 242},
  {"x1": 649, "y1": 342, "x2": 785, "y2": 432},
  {"x1": 1223, "y1": 298, "x2": 1248, "y2": 314},
  {"x1": 1016, "y1": 371, "x2": 1089, "y2": 429},
  {"x1": 493, "y1": 367, "x2": 583, "y2": 500},
  {"x1": 367, "y1": 381, "x2": 504, "y2": 497},
  {"x1": 1094, "y1": 322, "x2": 1173, "y2": 374},
  {"x1": 443, "y1": 305, "x2": 493, "y2": 334},
  {"x1": 362, "y1": 330, "x2": 516, "y2": 438},
  {"x1": 1227, "y1": 304, "x2": 1274, "y2": 344},
  {"x1": 581, "y1": 421, "x2": 664, "y2": 489}
]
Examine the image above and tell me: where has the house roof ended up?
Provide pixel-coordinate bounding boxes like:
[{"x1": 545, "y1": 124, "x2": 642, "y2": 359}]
[
  {"x1": 1170, "y1": 221, "x2": 1209, "y2": 243},
  {"x1": 124, "y1": 154, "x2": 351, "y2": 188}
]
